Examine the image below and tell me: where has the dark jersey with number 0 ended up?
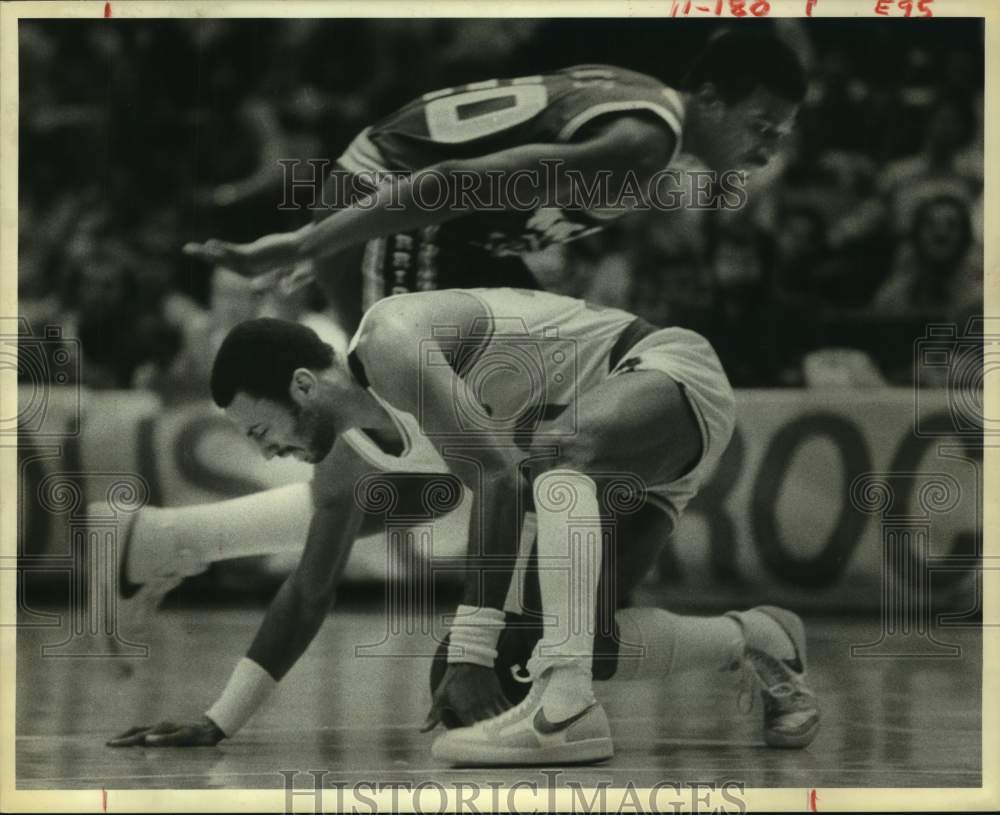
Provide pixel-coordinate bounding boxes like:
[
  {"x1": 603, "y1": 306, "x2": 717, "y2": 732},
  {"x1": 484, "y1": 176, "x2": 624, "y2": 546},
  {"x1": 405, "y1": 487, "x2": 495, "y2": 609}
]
[{"x1": 329, "y1": 65, "x2": 685, "y2": 316}]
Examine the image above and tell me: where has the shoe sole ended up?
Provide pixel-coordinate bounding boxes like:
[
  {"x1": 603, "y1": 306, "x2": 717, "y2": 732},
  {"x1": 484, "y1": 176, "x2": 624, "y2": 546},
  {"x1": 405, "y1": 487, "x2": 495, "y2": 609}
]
[
  {"x1": 764, "y1": 716, "x2": 821, "y2": 749},
  {"x1": 432, "y1": 736, "x2": 614, "y2": 767}
]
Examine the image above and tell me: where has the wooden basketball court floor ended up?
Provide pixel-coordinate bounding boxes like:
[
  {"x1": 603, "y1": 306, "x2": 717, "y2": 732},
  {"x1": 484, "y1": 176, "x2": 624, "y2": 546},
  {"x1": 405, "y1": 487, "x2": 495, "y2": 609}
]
[{"x1": 15, "y1": 605, "x2": 982, "y2": 790}]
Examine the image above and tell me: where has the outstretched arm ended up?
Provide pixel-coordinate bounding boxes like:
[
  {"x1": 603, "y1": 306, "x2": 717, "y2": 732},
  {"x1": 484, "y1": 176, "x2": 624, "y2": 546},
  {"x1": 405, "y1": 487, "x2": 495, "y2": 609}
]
[
  {"x1": 183, "y1": 115, "x2": 674, "y2": 286},
  {"x1": 242, "y1": 496, "x2": 359, "y2": 680},
  {"x1": 108, "y1": 456, "x2": 363, "y2": 747}
]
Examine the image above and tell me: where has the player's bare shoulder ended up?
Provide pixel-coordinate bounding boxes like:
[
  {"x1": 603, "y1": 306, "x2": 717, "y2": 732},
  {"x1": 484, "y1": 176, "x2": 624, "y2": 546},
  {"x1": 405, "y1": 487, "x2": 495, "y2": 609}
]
[
  {"x1": 359, "y1": 291, "x2": 488, "y2": 351},
  {"x1": 355, "y1": 291, "x2": 490, "y2": 408}
]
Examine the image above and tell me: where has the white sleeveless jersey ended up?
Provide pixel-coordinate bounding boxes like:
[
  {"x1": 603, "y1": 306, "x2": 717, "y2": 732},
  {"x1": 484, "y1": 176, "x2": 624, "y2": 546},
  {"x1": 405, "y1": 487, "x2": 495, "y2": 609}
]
[
  {"x1": 341, "y1": 288, "x2": 733, "y2": 522},
  {"x1": 437, "y1": 288, "x2": 638, "y2": 437},
  {"x1": 343, "y1": 288, "x2": 634, "y2": 463},
  {"x1": 339, "y1": 385, "x2": 449, "y2": 474}
]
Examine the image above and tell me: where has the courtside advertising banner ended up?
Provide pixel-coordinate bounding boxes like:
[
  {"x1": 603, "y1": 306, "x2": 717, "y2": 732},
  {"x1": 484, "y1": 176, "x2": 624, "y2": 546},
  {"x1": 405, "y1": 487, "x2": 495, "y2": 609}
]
[{"x1": 18, "y1": 386, "x2": 980, "y2": 610}]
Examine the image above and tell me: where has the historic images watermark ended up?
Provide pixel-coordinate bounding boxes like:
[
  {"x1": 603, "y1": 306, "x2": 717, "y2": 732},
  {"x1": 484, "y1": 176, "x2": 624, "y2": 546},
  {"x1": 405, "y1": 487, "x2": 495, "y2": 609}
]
[
  {"x1": 276, "y1": 160, "x2": 749, "y2": 214},
  {"x1": 280, "y1": 769, "x2": 747, "y2": 814}
]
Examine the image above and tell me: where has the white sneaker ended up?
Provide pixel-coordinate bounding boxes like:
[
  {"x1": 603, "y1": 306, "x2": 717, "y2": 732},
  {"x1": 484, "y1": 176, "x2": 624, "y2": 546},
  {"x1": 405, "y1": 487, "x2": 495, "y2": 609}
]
[{"x1": 431, "y1": 655, "x2": 614, "y2": 767}]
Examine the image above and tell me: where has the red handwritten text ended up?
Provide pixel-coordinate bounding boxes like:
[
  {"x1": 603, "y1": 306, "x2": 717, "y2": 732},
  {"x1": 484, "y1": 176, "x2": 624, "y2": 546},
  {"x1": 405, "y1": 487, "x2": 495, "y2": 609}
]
[
  {"x1": 875, "y1": 0, "x2": 934, "y2": 16},
  {"x1": 670, "y1": 0, "x2": 771, "y2": 16}
]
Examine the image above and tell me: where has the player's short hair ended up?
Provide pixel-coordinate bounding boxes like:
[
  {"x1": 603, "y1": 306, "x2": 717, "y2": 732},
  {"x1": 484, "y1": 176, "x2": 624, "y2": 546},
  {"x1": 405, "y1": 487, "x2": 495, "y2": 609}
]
[
  {"x1": 683, "y1": 29, "x2": 807, "y2": 105},
  {"x1": 210, "y1": 318, "x2": 335, "y2": 408}
]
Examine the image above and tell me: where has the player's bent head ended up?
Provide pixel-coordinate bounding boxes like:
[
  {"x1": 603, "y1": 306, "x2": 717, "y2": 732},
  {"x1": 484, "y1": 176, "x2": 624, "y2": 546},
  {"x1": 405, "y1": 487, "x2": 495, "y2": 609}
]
[
  {"x1": 683, "y1": 29, "x2": 806, "y2": 172},
  {"x1": 211, "y1": 318, "x2": 340, "y2": 464}
]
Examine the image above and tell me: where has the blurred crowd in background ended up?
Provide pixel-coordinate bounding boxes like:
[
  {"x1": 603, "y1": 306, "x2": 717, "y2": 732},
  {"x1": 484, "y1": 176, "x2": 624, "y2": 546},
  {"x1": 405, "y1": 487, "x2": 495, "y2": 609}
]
[{"x1": 18, "y1": 18, "x2": 984, "y2": 395}]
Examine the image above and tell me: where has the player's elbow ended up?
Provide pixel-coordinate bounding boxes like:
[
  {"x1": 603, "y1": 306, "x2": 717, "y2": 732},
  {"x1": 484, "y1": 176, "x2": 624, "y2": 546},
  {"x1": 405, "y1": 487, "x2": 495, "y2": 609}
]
[
  {"x1": 411, "y1": 159, "x2": 464, "y2": 208},
  {"x1": 578, "y1": 116, "x2": 675, "y2": 178}
]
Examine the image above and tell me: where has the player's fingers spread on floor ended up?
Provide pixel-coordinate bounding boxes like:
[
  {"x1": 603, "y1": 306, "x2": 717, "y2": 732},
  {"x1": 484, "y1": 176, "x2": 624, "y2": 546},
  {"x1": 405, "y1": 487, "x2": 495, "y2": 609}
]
[
  {"x1": 144, "y1": 724, "x2": 197, "y2": 747},
  {"x1": 106, "y1": 725, "x2": 154, "y2": 747},
  {"x1": 420, "y1": 707, "x2": 441, "y2": 733}
]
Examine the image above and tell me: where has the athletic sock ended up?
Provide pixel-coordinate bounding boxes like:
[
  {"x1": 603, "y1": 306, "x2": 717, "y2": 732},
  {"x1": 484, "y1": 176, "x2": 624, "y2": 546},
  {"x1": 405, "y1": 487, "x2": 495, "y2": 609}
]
[
  {"x1": 736, "y1": 608, "x2": 796, "y2": 662},
  {"x1": 532, "y1": 469, "x2": 602, "y2": 719},
  {"x1": 541, "y1": 664, "x2": 596, "y2": 721},
  {"x1": 612, "y1": 608, "x2": 745, "y2": 681},
  {"x1": 125, "y1": 483, "x2": 312, "y2": 583}
]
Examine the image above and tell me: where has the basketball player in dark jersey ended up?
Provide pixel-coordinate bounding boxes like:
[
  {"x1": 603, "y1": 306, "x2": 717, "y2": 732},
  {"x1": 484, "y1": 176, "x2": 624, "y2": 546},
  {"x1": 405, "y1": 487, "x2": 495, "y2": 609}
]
[{"x1": 183, "y1": 30, "x2": 805, "y2": 334}]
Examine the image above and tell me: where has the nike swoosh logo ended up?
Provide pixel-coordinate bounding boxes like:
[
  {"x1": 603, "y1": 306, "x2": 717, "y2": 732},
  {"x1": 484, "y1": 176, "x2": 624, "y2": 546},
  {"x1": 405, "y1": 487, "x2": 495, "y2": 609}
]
[
  {"x1": 533, "y1": 704, "x2": 595, "y2": 735},
  {"x1": 783, "y1": 655, "x2": 804, "y2": 674}
]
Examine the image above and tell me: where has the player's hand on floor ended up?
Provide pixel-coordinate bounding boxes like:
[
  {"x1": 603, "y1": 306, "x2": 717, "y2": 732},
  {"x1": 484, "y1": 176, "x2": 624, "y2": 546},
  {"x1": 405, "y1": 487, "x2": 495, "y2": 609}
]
[
  {"x1": 182, "y1": 232, "x2": 298, "y2": 279},
  {"x1": 421, "y1": 663, "x2": 511, "y2": 732},
  {"x1": 107, "y1": 716, "x2": 224, "y2": 747}
]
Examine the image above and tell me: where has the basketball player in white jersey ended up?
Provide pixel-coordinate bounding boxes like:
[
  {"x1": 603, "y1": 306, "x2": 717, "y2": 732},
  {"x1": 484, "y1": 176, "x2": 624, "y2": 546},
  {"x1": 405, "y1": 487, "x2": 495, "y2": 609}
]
[{"x1": 108, "y1": 289, "x2": 820, "y2": 764}]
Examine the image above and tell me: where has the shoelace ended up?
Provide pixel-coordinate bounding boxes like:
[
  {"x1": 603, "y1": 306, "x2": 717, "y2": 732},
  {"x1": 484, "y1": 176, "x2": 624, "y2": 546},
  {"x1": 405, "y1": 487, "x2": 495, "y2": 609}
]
[{"x1": 736, "y1": 649, "x2": 799, "y2": 715}]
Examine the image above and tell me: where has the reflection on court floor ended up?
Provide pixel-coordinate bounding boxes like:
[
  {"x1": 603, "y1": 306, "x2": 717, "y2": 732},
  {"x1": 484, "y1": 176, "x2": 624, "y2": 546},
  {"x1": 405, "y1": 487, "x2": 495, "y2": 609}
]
[{"x1": 16, "y1": 607, "x2": 981, "y2": 789}]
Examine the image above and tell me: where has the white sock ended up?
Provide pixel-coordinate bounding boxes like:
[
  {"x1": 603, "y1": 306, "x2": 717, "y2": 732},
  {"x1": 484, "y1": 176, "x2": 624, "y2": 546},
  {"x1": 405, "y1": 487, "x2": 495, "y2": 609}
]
[
  {"x1": 126, "y1": 483, "x2": 312, "y2": 583},
  {"x1": 532, "y1": 469, "x2": 602, "y2": 718},
  {"x1": 739, "y1": 608, "x2": 795, "y2": 661},
  {"x1": 612, "y1": 608, "x2": 745, "y2": 681},
  {"x1": 543, "y1": 665, "x2": 595, "y2": 720}
]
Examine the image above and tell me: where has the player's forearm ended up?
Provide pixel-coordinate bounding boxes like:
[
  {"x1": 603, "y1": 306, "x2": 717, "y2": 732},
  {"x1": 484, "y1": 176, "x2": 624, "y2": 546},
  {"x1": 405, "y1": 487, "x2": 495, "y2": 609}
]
[
  {"x1": 245, "y1": 575, "x2": 334, "y2": 680},
  {"x1": 290, "y1": 148, "x2": 576, "y2": 262},
  {"x1": 204, "y1": 498, "x2": 359, "y2": 738},
  {"x1": 203, "y1": 578, "x2": 331, "y2": 738},
  {"x1": 293, "y1": 168, "x2": 466, "y2": 261}
]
